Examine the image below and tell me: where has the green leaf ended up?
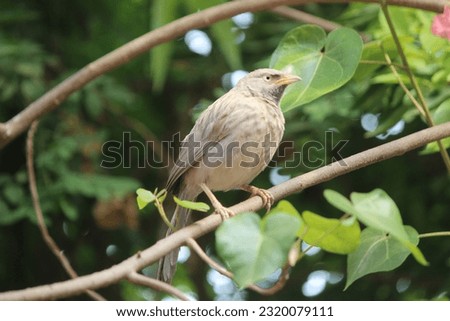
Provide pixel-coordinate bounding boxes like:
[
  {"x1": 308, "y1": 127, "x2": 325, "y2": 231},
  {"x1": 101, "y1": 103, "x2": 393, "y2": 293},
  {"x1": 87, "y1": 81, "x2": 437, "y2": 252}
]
[
  {"x1": 351, "y1": 189, "x2": 404, "y2": 232},
  {"x1": 0, "y1": 201, "x2": 29, "y2": 225},
  {"x1": 263, "y1": 212, "x2": 302, "y2": 249},
  {"x1": 136, "y1": 197, "x2": 147, "y2": 211},
  {"x1": 59, "y1": 197, "x2": 79, "y2": 221},
  {"x1": 420, "y1": 137, "x2": 450, "y2": 155},
  {"x1": 267, "y1": 199, "x2": 301, "y2": 218},
  {"x1": 173, "y1": 196, "x2": 210, "y2": 212},
  {"x1": 216, "y1": 212, "x2": 301, "y2": 288},
  {"x1": 270, "y1": 25, "x2": 363, "y2": 111},
  {"x1": 263, "y1": 200, "x2": 304, "y2": 236},
  {"x1": 371, "y1": 72, "x2": 410, "y2": 85},
  {"x1": 323, "y1": 189, "x2": 359, "y2": 216},
  {"x1": 150, "y1": 0, "x2": 178, "y2": 92},
  {"x1": 3, "y1": 184, "x2": 24, "y2": 205},
  {"x1": 354, "y1": 37, "x2": 398, "y2": 81},
  {"x1": 432, "y1": 99, "x2": 450, "y2": 124},
  {"x1": 351, "y1": 189, "x2": 428, "y2": 265},
  {"x1": 62, "y1": 173, "x2": 140, "y2": 200},
  {"x1": 421, "y1": 99, "x2": 450, "y2": 155},
  {"x1": 136, "y1": 188, "x2": 156, "y2": 210},
  {"x1": 345, "y1": 226, "x2": 419, "y2": 289},
  {"x1": 301, "y1": 210, "x2": 360, "y2": 254},
  {"x1": 210, "y1": 20, "x2": 242, "y2": 70}
]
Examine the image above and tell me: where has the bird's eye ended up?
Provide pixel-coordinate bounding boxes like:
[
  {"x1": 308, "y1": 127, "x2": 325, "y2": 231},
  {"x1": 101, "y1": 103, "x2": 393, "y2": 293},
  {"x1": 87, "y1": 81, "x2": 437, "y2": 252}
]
[{"x1": 264, "y1": 75, "x2": 271, "y2": 81}]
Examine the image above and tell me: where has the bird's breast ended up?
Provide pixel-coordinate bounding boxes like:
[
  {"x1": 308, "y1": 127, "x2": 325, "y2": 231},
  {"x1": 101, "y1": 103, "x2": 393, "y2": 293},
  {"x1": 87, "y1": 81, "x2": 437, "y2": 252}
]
[{"x1": 184, "y1": 98, "x2": 285, "y2": 192}]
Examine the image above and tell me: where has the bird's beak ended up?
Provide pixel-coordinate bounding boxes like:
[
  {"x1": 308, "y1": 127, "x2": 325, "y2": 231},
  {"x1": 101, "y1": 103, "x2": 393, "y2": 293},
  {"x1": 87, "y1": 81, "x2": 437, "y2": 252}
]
[{"x1": 275, "y1": 74, "x2": 301, "y2": 86}]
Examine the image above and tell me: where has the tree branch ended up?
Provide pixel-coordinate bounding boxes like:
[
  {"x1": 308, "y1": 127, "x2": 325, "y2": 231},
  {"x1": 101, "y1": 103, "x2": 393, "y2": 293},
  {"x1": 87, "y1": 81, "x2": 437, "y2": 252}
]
[
  {"x1": 270, "y1": 6, "x2": 343, "y2": 31},
  {"x1": 0, "y1": 0, "x2": 446, "y2": 149},
  {"x1": 381, "y1": 2, "x2": 450, "y2": 173},
  {"x1": 186, "y1": 237, "x2": 291, "y2": 295},
  {"x1": 26, "y1": 121, "x2": 106, "y2": 301},
  {"x1": 270, "y1": 6, "x2": 372, "y2": 41},
  {"x1": 186, "y1": 238, "x2": 233, "y2": 278},
  {"x1": 127, "y1": 272, "x2": 190, "y2": 301},
  {"x1": 1, "y1": 121, "x2": 449, "y2": 300},
  {"x1": 249, "y1": 265, "x2": 291, "y2": 296}
]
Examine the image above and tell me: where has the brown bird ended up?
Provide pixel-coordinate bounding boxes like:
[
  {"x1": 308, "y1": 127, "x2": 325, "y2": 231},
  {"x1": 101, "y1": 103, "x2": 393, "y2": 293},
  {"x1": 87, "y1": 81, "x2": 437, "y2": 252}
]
[{"x1": 157, "y1": 68, "x2": 300, "y2": 283}]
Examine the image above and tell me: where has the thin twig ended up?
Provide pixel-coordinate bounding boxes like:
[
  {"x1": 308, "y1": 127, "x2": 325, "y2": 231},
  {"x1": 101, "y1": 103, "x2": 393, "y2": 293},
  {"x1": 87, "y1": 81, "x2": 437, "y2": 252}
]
[
  {"x1": 26, "y1": 121, "x2": 106, "y2": 301},
  {"x1": 249, "y1": 265, "x2": 291, "y2": 296},
  {"x1": 186, "y1": 238, "x2": 290, "y2": 295},
  {"x1": 0, "y1": 0, "x2": 445, "y2": 150},
  {"x1": 3, "y1": 121, "x2": 450, "y2": 300},
  {"x1": 380, "y1": 1, "x2": 450, "y2": 172},
  {"x1": 127, "y1": 272, "x2": 190, "y2": 301},
  {"x1": 381, "y1": 49, "x2": 426, "y2": 117},
  {"x1": 419, "y1": 231, "x2": 450, "y2": 239},
  {"x1": 155, "y1": 197, "x2": 176, "y2": 231},
  {"x1": 185, "y1": 238, "x2": 233, "y2": 278}
]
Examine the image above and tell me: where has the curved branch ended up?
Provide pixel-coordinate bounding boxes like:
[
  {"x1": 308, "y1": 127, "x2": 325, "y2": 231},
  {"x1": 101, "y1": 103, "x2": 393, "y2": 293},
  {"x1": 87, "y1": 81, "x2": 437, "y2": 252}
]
[
  {"x1": 127, "y1": 272, "x2": 190, "y2": 301},
  {"x1": 271, "y1": 6, "x2": 343, "y2": 31},
  {"x1": 186, "y1": 238, "x2": 233, "y2": 278},
  {"x1": 26, "y1": 121, "x2": 105, "y2": 301},
  {"x1": 249, "y1": 265, "x2": 291, "y2": 296},
  {"x1": 186, "y1": 237, "x2": 290, "y2": 295},
  {"x1": 0, "y1": 0, "x2": 445, "y2": 149},
  {"x1": 1, "y1": 121, "x2": 449, "y2": 300}
]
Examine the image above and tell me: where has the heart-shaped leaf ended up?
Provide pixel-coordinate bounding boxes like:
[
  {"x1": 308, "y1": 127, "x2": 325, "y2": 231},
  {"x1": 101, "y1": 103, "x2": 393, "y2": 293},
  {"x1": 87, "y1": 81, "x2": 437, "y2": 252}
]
[
  {"x1": 323, "y1": 189, "x2": 359, "y2": 216},
  {"x1": 351, "y1": 189, "x2": 405, "y2": 238},
  {"x1": 345, "y1": 226, "x2": 419, "y2": 289},
  {"x1": 216, "y1": 211, "x2": 301, "y2": 288},
  {"x1": 301, "y1": 210, "x2": 361, "y2": 254},
  {"x1": 267, "y1": 199, "x2": 301, "y2": 218},
  {"x1": 350, "y1": 189, "x2": 428, "y2": 266},
  {"x1": 136, "y1": 188, "x2": 156, "y2": 210},
  {"x1": 270, "y1": 25, "x2": 363, "y2": 111}
]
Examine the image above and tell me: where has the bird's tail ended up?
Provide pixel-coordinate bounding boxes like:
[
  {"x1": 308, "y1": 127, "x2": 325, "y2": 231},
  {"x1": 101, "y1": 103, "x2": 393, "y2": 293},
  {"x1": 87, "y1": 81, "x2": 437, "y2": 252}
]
[{"x1": 157, "y1": 187, "x2": 197, "y2": 283}]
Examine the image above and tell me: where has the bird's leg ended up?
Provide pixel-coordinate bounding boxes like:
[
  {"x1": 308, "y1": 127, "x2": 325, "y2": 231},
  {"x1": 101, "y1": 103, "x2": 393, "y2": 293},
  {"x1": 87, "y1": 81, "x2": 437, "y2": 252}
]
[
  {"x1": 240, "y1": 184, "x2": 274, "y2": 212},
  {"x1": 200, "y1": 183, "x2": 235, "y2": 220}
]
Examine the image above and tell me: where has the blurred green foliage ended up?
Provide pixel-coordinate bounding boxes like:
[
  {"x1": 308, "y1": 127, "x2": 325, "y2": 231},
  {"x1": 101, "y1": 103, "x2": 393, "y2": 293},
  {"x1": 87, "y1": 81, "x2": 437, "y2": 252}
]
[{"x1": 0, "y1": 0, "x2": 448, "y2": 301}]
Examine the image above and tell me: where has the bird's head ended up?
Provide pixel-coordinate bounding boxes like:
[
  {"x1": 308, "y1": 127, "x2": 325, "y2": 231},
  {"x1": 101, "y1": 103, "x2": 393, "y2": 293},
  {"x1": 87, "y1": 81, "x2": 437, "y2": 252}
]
[{"x1": 235, "y1": 68, "x2": 301, "y2": 104}]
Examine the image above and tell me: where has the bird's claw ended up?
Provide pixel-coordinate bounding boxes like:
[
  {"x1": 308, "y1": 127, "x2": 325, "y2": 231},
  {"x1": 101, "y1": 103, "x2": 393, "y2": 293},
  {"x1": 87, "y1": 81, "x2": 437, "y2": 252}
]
[
  {"x1": 250, "y1": 187, "x2": 274, "y2": 213},
  {"x1": 214, "y1": 206, "x2": 235, "y2": 221}
]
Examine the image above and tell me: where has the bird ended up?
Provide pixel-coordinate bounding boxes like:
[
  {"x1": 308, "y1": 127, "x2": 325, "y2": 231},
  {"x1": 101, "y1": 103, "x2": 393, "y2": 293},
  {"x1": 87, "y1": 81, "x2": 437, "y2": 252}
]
[{"x1": 157, "y1": 68, "x2": 300, "y2": 283}]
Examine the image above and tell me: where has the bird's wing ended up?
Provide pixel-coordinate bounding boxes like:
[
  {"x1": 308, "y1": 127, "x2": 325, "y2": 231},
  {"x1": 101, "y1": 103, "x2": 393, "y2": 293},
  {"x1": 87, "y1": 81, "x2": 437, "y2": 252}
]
[{"x1": 166, "y1": 92, "x2": 237, "y2": 192}]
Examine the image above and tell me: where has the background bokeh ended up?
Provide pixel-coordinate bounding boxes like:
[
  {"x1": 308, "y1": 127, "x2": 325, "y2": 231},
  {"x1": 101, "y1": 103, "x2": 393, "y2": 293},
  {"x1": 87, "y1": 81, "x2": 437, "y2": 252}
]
[{"x1": 0, "y1": 0, "x2": 449, "y2": 300}]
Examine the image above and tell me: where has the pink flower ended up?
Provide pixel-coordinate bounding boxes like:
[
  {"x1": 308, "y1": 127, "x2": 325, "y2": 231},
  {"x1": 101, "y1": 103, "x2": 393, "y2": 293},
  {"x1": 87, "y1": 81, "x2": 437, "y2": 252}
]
[{"x1": 431, "y1": 6, "x2": 450, "y2": 40}]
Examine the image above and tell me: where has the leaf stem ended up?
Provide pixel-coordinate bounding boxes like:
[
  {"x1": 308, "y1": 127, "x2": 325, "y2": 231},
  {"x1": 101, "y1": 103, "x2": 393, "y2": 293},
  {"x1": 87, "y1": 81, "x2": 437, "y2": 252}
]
[
  {"x1": 381, "y1": 49, "x2": 426, "y2": 117},
  {"x1": 380, "y1": 2, "x2": 450, "y2": 173},
  {"x1": 419, "y1": 231, "x2": 450, "y2": 239},
  {"x1": 155, "y1": 198, "x2": 175, "y2": 231}
]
